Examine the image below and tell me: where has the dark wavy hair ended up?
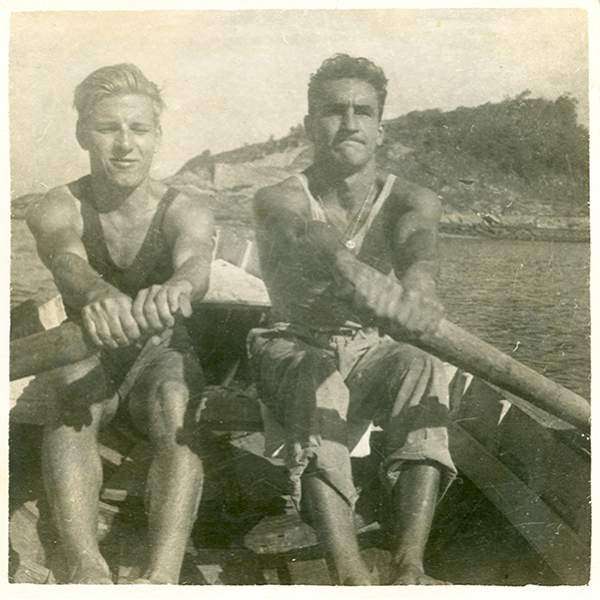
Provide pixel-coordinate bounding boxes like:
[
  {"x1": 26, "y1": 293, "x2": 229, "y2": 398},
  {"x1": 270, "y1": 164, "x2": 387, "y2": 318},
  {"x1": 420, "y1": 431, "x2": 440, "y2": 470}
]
[
  {"x1": 74, "y1": 63, "x2": 164, "y2": 125},
  {"x1": 308, "y1": 54, "x2": 388, "y2": 118}
]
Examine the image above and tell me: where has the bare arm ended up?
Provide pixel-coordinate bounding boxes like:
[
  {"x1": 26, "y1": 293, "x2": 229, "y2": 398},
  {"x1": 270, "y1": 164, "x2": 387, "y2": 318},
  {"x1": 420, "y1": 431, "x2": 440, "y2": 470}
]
[
  {"x1": 26, "y1": 189, "x2": 107, "y2": 306},
  {"x1": 26, "y1": 187, "x2": 140, "y2": 348},
  {"x1": 164, "y1": 193, "x2": 214, "y2": 302},
  {"x1": 391, "y1": 186, "x2": 442, "y2": 295},
  {"x1": 253, "y1": 178, "x2": 444, "y2": 338},
  {"x1": 329, "y1": 185, "x2": 444, "y2": 338},
  {"x1": 132, "y1": 194, "x2": 214, "y2": 332},
  {"x1": 253, "y1": 180, "x2": 332, "y2": 280}
]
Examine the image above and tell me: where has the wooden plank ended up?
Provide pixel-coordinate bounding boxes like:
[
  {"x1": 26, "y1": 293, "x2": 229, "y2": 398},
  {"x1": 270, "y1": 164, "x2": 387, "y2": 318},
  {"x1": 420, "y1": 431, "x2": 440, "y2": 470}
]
[
  {"x1": 244, "y1": 512, "x2": 319, "y2": 555},
  {"x1": 449, "y1": 422, "x2": 590, "y2": 584},
  {"x1": 287, "y1": 557, "x2": 332, "y2": 585},
  {"x1": 244, "y1": 509, "x2": 380, "y2": 556},
  {"x1": 101, "y1": 441, "x2": 152, "y2": 503},
  {"x1": 496, "y1": 407, "x2": 590, "y2": 536}
]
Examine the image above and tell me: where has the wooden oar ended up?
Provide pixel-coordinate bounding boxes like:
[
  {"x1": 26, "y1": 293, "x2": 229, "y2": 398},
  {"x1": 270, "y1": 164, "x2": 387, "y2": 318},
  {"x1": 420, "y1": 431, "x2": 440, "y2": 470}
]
[
  {"x1": 419, "y1": 319, "x2": 589, "y2": 431},
  {"x1": 333, "y1": 253, "x2": 591, "y2": 432},
  {"x1": 10, "y1": 307, "x2": 590, "y2": 432},
  {"x1": 10, "y1": 320, "x2": 97, "y2": 382}
]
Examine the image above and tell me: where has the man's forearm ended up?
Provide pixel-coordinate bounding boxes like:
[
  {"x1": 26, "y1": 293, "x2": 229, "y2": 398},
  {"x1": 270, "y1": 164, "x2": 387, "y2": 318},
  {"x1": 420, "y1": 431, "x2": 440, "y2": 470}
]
[
  {"x1": 398, "y1": 261, "x2": 438, "y2": 295},
  {"x1": 50, "y1": 252, "x2": 116, "y2": 308},
  {"x1": 332, "y1": 249, "x2": 443, "y2": 338},
  {"x1": 166, "y1": 255, "x2": 211, "y2": 302}
]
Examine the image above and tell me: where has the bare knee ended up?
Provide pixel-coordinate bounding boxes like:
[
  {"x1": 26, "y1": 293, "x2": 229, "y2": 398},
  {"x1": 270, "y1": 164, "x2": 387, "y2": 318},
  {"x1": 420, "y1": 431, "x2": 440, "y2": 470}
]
[{"x1": 147, "y1": 380, "x2": 193, "y2": 443}]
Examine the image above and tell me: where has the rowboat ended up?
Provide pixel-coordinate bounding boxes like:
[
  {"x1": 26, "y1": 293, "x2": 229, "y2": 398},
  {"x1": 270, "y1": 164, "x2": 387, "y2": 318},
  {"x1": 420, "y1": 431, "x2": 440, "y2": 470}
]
[{"x1": 9, "y1": 227, "x2": 591, "y2": 585}]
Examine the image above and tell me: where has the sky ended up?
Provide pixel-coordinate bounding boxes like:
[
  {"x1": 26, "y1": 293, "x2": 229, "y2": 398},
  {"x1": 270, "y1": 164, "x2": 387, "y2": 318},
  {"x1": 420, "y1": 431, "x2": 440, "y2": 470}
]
[{"x1": 9, "y1": 8, "x2": 589, "y2": 198}]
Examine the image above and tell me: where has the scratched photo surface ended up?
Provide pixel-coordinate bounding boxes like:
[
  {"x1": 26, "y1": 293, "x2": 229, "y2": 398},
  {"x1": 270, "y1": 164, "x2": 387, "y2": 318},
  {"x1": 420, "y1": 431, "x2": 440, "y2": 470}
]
[{"x1": 8, "y1": 8, "x2": 590, "y2": 588}]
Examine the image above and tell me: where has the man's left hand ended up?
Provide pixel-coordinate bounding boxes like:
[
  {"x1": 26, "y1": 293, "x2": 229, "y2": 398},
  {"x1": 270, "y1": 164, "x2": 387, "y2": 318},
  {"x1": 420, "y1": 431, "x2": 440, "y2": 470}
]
[
  {"x1": 344, "y1": 260, "x2": 444, "y2": 338},
  {"x1": 131, "y1": 280, "x2": 193, "y2": 335},
  {"x1": 382, "y1": 285, "x2": 445, "y2": 339}
]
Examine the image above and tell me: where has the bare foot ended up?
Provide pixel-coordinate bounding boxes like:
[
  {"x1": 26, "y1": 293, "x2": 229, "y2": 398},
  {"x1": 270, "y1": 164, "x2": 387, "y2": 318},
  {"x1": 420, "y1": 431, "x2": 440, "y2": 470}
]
[
  {"x1": 389, "y1": 564, "x2": 449, "y2": 585},
  {"x1": 342, "y1": 575, "x2": 373, "y2": 585},
  {"x1": 69, "y1": 563, "x2": 113, "y2": 584},
  {"x1": 129, "y1": 577, "x2": 171, "y2": 584}
]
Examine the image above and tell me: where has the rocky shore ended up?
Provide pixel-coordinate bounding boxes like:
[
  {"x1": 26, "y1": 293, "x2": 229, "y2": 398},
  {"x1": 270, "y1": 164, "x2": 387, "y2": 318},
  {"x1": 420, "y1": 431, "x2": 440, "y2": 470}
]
[{"x1": 11, "y1": 190, "x2": 589, "y2": 245}]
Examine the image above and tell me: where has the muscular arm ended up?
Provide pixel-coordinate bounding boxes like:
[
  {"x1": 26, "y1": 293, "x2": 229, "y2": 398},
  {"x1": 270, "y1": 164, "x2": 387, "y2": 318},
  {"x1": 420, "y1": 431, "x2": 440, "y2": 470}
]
[
  {"x1": 391, "y1": 185, "x2": 442, "y2": 295},
  {"x1": 254, "y1": 178, "x2": 444, "y2": 339},
  {"x1": 26, "y1": 187, "x2": 140, "y2": 348},
  {"x1": 26, "y1": 188, "x2": 114, "y2": 307},
  {"x1": 253, "y1": 181, "x2": 332, "y2": 280},
  {"x1": 164, "y1": 194, "x2": 214, "y2": 302},
  {"x1": 333, "y1": 184, "x2": 444, "y2": 338},
  {"x1": 132, "y1": 194, "x2": 214, "y2": 331}
]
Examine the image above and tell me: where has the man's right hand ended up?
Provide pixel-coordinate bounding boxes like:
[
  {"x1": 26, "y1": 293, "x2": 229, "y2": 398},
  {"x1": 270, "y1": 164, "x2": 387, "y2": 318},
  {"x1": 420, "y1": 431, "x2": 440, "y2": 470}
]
[
  {"x1": 82, "y1": 287, "x2": 142, "y2": 349},
  {"x1": 335, "y1": 251, "x2": 444, "y2": 339}
]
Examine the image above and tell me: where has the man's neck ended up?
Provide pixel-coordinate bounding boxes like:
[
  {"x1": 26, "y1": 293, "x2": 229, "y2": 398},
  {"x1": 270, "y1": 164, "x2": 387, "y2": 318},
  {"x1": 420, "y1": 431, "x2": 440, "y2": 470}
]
[
  {"x1": 308, "y1": 160, "x2": 378, "y2": 210},
  {"x1": 88, "y1": 175, "x2": 152, "y2": 215}
]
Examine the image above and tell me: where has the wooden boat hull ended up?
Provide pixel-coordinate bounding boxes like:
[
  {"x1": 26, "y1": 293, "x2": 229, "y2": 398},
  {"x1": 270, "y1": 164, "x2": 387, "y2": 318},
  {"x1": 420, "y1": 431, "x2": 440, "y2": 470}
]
[{"x1": 9, "y1": 291, "x2": 590, "y2": 585}]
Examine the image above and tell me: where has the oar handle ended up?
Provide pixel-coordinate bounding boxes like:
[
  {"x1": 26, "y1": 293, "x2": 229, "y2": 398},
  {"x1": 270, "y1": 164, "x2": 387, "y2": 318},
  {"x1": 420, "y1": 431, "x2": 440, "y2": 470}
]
[{"x1": 10, "y1": 320, "x2": 97, "y2": 381}]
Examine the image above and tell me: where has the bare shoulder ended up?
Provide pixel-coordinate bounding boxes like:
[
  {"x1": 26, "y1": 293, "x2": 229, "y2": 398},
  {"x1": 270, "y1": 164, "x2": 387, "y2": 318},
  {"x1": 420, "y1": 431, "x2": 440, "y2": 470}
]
[
  {"x1": 388, "y1": 174, "x2": 442, "y2": 221},
  {"x1": 25, "y1": 183, "x2": 82, "y2": 235},
  {"x1": 253, "y1": 175, "x2": 307, "y2": 221},
  {"x1": 163, "y1": 188, "x2": 214, "y2": 237}
]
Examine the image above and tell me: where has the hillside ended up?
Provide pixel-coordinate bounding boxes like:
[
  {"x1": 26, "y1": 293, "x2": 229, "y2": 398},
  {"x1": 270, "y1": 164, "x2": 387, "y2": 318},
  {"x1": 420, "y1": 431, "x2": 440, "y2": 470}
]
[
  {"x1": 163, "y1": 91, "x2": 589, "y2": 241},
  {"x1": 13, "y1": 93, "x2": 589, "y2": 240}
]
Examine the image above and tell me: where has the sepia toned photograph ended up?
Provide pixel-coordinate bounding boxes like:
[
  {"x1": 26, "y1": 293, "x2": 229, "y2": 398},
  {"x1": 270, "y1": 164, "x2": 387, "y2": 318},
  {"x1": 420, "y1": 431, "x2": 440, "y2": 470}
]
[{"x1": 6, "y1": 3, "x2": 592, "y2": 590}]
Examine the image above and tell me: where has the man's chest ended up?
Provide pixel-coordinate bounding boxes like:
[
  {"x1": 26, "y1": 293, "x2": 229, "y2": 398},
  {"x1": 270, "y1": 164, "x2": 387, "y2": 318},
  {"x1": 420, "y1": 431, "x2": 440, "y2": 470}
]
[{"x1": 96, "y1": 208, "x2": 159, "y2": 269}]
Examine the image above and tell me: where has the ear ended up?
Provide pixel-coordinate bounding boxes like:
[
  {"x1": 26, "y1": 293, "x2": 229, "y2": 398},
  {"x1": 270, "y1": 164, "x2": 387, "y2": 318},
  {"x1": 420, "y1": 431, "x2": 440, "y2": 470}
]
[
  {"x1": 376, "y1": 122, "x2": 384, "y2": 147},
  {"x1": 303, "y1": 114, "x2": 314, "y2": 143},
  {"x1": 76, "y1": 120, "x2": 89, "y2": 150},
  {"x1": 150, "y1": 123, "x2": 162, "y2": 155}
]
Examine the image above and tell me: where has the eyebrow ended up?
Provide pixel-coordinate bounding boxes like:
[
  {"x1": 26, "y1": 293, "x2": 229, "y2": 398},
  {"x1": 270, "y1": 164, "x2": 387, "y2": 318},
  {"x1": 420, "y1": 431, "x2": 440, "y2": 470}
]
[
  {"x1": 321, "y1": 101, "x2": 376, "y2": 112},
  {"x1": 91, "y1": 117, "x2": 155, "y2": 126}
]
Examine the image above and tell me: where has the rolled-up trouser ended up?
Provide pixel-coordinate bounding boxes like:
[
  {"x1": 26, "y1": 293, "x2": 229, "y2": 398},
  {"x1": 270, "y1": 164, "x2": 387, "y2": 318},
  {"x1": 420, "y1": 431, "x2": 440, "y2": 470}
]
[{"x1": 248, "y1": 325, "x2": 457, "y2": 510}]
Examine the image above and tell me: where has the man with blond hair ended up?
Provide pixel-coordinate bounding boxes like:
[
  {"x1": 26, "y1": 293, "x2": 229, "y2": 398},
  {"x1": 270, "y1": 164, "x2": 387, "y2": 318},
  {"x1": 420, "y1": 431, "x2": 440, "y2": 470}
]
[{"x1": 27, "y1": 63, "x2": 214, "y2": 584}]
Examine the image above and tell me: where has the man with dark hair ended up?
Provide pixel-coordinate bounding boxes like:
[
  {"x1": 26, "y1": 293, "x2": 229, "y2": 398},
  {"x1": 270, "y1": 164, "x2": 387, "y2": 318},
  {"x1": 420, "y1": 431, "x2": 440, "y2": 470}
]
[
  {"x1": 26, "y1": 63, "x2": 214, "y2": 584},
  {"x1": 250, "y1": 53, "x2": 456, "y2": 584}
]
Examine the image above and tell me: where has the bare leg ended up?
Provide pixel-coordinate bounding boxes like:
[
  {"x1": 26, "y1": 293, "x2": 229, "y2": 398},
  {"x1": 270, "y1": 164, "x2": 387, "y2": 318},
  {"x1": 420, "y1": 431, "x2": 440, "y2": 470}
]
[
  {"x1": 303, "y1": 475, "x2": 371, "y2": 585},
  {"x1": 131, "y1": 380, "x2": 204, "y2": 584},
  {"x1": 42, "y1": 360, "x2": 116, "y2": 583},
  {"x1": 388, "y1": 461, "x2": 444, "y2": 585}
]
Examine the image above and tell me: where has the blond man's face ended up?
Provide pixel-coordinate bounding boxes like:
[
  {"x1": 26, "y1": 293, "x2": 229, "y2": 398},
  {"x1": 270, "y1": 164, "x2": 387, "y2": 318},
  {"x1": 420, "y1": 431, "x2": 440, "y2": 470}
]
[{"x1": 79, "y1": 94, "x2": 161, "y2": 189}]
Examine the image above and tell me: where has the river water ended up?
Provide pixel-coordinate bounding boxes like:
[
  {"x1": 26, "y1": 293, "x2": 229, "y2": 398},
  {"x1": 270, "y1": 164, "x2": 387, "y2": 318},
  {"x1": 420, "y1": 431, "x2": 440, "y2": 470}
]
[{"x1": 10, "y1": 220, "x2": 590, "y2": 398}]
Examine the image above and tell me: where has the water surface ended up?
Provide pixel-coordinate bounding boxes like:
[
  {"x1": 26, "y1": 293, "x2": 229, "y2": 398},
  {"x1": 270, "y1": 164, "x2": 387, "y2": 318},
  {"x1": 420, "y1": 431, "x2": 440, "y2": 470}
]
[{"x1": 11, "y1": 220, "x2": 590, "y2": 398}]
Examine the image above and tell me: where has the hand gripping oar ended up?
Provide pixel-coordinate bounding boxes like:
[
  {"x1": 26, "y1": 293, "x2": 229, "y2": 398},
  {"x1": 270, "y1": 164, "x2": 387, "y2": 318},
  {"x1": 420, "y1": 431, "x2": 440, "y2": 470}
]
[{"x1": 332, "y1": 252, "x2": 591, "y2": 432}]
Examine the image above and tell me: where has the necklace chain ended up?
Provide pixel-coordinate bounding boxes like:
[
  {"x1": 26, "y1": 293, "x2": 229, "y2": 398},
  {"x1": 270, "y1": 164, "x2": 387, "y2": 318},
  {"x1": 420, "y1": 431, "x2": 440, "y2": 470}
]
[
  {"x1": 314, "y1": 181, "x2": 378, "y2": 251},
  {"x1": 343, "y1": 182, "x2": 377, "y2": 243}
]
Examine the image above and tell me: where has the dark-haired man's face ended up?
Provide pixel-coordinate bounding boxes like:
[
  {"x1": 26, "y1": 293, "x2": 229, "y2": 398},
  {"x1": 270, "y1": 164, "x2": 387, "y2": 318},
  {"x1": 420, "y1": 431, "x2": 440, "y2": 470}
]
[{"x1": 305, "y1": 78, "x2": 383, "y2": 174}]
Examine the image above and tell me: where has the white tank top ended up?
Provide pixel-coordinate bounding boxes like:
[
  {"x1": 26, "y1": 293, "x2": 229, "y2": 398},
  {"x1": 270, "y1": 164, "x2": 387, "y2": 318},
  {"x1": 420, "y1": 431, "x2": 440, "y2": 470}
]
[
  {"x1": 264, "y1": 173, "x2": 397, "y2": 330},
  {"x1": 293, "y1": 172, "x2": 397, "y2": 255}
]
